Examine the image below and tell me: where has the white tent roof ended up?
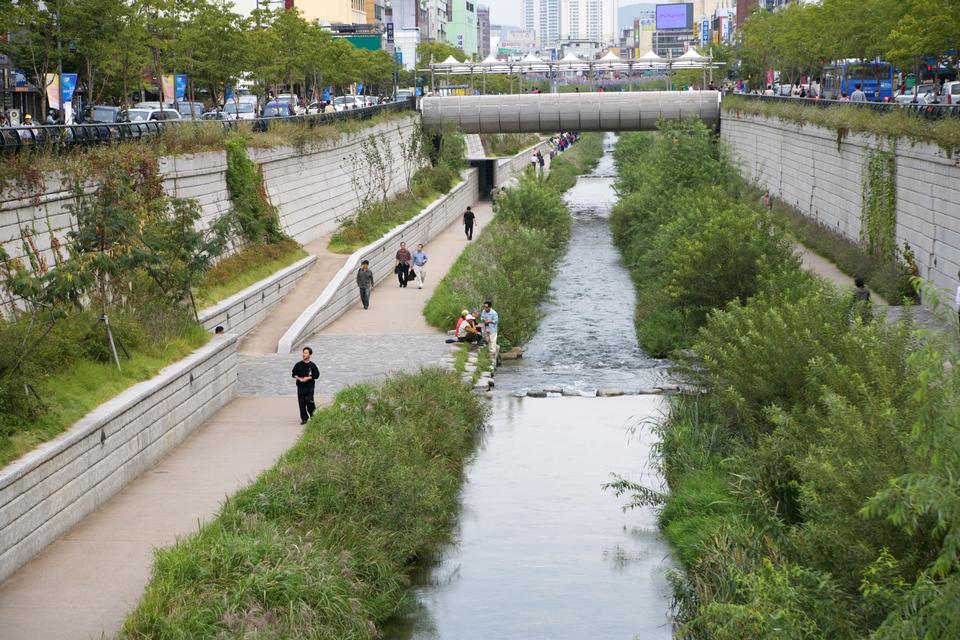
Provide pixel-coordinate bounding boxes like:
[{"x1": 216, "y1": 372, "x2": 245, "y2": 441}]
[
  {"x1": 436, "y1": 55, "x2": 462, "y2": 67},
  {"x1": 520, "y1": 53, "x2": 543, "y2": 64},
  {"x1": 479, "y1": 54, "x2": 501, "y2": 65},
  {"x1": 678, "y1": 48, "x2": 708, "y2": 62},
  {"x1": 558, "y1": 53, "x2": 588, "y2": 69},
  {"x1": 599, "y1": 50, "x2": 621, "y2": 61},
  {"x1": 634, "y1": 49, "x2": 667, "y2": 69}
]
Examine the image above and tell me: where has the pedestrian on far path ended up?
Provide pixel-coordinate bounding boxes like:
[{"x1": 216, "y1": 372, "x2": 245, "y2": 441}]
[
  {"x1": 292, "y1": 347, "x2": 320, "y2": 425},
  {"x1": 395, "y1": 241, "x2": 412, "y2": 287},
  {"x1": 463, "y1": 206, "x2": 475, "y2": 240},
  {"x1": 480, "y1": 300, "x2": 499, "y2": 360},
  {"x1": 412, "y1": 243, "x2": 428, "y2": 289},
  {"x1": 537, "y1": 150, "x2": 545, "y2": 170},
  {"x1": 356, "y1": 259, "x2": 373, "y2": 309},
  {"x1": 851, "y1": 84, "x2": 867, "y2": 102},
  {"x1": 530, "y1": 150, "x2": 538, "y2": 171},
  {"x1": 853, "y1": 277, "x2": 873, "y2": 323},
  {"x1": 762, "y1": 191, "x2": 772, "y2": 211}
]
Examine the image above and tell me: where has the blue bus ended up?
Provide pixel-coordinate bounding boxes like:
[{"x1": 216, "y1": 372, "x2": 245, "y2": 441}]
[{"x1": 821, "y1": 61, "x2": 895, "y2": 101}]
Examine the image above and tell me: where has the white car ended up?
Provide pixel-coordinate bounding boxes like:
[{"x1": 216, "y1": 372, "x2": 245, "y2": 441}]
[
  {"x1": 201, "y1": 110, "x2": 235, "y2": 121},
  {"x1": 895, "y1": 83, "x2": 936, "y2": 105},
  {"x1": 332, "y1": 96, "x2": 362, "y2": 112},
  {"x1": 222, "y1": 101, "x2": 257, "y2": 120},
  {"x1": 120, "y1": 108, "x2": 181, "y2": 122},
  {"x1": 276, "y1": 93, "x2": 305, "y2": 115}
]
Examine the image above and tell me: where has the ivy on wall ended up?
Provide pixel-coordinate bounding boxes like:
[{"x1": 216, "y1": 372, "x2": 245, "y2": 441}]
[
  {"x1": 861, "y1": 148, "x2": 898, "y2": 261},
  {"x1": 224, "y1": 134, "x2": 284, "y2": 244}
]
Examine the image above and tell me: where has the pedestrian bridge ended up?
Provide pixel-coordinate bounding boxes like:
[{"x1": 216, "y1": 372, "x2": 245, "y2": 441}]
[{"x1": 421, "y1": 91, "x2": 721, "y2": 133}]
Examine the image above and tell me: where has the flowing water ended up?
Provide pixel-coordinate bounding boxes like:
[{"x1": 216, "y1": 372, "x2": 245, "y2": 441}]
[{"x1": 385, "y1": 134, "x2": 675, "y2": 639}]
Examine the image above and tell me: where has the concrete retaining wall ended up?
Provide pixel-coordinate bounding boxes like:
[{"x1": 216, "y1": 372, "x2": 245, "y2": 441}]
[
  {"x1": 0, "y1": 335, "x2": 239, "y2": 583},
  {"x1": 495, "y1": 139, "x2": 553, "y2": 188},
  {"x1": 0, "y1": 115, "x2": 419, "y2": 309},
  {"x1": 278, "y1": 169, "x2": 480, "y2": 353},
  {"x1": 721, "y1": 111, "x2": 960, "y2": 296},
  {"x1": 197, "y1": 255, "x2": 317, "y2": 336}
]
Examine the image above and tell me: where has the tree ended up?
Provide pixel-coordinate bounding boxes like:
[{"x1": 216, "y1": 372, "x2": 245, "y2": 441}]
[
  {"x1": 887, "y1": 0, "x2": 960, "y2": 78},
  {"x1": 417, "y1": 41, "x2": 467, "y2": 65},
  {"x1": 0, "y1": 0, "x2": 60, "y2": 117},
  {"x1": 178, "y1": 0, "x2": 250, "y2": 107}
]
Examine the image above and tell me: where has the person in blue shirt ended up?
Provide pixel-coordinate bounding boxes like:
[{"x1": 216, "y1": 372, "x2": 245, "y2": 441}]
[
  {"x1": 480, "y1": 301, "x2": 499, "y2": 360},
  {"x1": 412, "y1": 243, "x2": 428, "y2": 290}
]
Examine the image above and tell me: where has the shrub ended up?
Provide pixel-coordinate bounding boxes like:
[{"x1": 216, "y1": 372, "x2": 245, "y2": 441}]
[{"x1": 224, "y1": 133, "x2": 284, "y2": 244}]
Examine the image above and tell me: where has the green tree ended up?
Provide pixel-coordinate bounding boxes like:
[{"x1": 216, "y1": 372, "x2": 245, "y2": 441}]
[
  {"x1": 417, "y1": 40, "x2": 466, "y2": 65},
  {"x1": 887, "y1": 0, "x2": 960, "y2": 78},
  {"x1": 0, "y1": 0, "x2": 60, "y2": 117}
]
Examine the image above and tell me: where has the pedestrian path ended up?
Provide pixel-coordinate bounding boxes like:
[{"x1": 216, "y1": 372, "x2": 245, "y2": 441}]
[
  {"x1": 240, "y1": 234, "x2": 348, "y2": 355},
  {"x1": 0, "y1": 199, "x2": 492, "y2": 640}
]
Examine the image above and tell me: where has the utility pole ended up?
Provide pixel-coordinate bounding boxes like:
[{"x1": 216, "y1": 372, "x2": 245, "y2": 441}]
[{"x1": 56, "y1": 0, "x2": 64, "y2": 123}]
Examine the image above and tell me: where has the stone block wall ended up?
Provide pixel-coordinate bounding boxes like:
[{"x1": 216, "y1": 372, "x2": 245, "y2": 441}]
[
  {"x1": 0, "y1": 334, "x2": 238, "y2": 583},
  {"x1": 721, "y1": 111, "x2": 960, "y2": 296}
]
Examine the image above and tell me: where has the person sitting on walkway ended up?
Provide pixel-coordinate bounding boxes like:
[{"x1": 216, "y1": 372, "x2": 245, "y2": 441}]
[
  {"x1": 292, "y1": 347, "x2": 320, "y2": 425},
  {"x1": 356, "y1": 259, "x2": 374, "y2": 309},
  {"x1": 455, "y1": 310, "x2": 483, "y2": 345},
  {"x1": 395, "y1": 242, "x2": 412, "y2": 287}
]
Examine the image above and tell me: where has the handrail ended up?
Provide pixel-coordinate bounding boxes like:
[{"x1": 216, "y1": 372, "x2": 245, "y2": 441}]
[
  {"x1": 0, "y1": 98, "x2": 416, "y2": 155},
  {"x1": 723, "y1": 92, "x2": 960, "y2": 120}
]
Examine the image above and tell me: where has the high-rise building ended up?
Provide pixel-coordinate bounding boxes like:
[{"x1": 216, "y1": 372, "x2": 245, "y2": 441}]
[
  {"x1": 521, "y1": 0, "x2": 561, "y2": 50},
  {"x1": 560, "y1": 0, "x2": 616, "y2": 46},
  {"x1": 477, "y1": 5, "x2": 491, "y2": 58},
  {"x1": 289, "y1": 0, "x2": 367, "y2": 24},
  {"x1": 445, "y1": 0, "x2": 478, "y2": 55}
]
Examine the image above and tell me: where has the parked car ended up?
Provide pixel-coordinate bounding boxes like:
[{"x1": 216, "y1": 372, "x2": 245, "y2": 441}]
[
  {"x1": 119, "y1": 108, "x2": 182, "y2": 122},
  {"x1": 937, "y1": 81, "x2": 960, "y2": 105},
  {"x1": 895, "y1": 83, "x2": 936, "y2": 105},
  {"x1": 201, "y1": 110, "x2": 235, "y2": 121},
  {"x1": 86, "y1": 105, "x2": 121, "y2": 123},
  {"x1": 261, "y1": 101, "x2": 296, "y2": 117},
  {"x1": 276, "y1": 93, "x2": 304, "y2": 115},
  {"x1": 395, "y1": 89, "x2": 414, "y2": 101},
  {"x1": 332, "y1": 95, "x2": 365, "y2": 112},
  {"x1": 175, "y1": 102, "x2": 205, "y2": 118},
  {"x1": 222, "y1": 100, "x2": 257, "y2": 120}
]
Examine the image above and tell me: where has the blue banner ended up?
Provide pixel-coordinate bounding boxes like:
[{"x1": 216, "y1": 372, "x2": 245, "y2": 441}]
[
  {"x1": 61, "y1": 73, "x2": 78, "y2": 103},
  {"x1": 323, "y1": 86, "x2": 332, "y2": 101},
  {"x1": 357, "y1": 83, "x2": 364, "y2": 95},
  {"x1": 175, "y1": 74, "x2": 187, "y2": 101},
  {"x1": 395, "y1": 50, "x2": 403, "y2": 65}
]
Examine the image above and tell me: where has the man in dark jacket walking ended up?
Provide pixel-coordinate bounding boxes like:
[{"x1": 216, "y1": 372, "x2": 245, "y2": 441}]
[
  {"x1": 292, "y1": 346, "x2": 320, "y2": 424},
  {"x1": 356, "y1": 259, "x2": 374, "y2": 309},
  {"x1": 395, "y1": 242, "x2": 412, "y2": 287},
  {"x1": 463, "y1": 206, "x2": 475, "y2": 240}
]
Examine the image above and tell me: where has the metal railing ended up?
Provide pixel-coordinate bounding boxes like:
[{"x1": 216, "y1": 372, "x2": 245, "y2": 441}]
[
  {"x1": 724, "y1": 92, "x2": 960, "y2": 120},
  {"x1": 0, "y1": 98, "x2": 417, "y2": 155}
]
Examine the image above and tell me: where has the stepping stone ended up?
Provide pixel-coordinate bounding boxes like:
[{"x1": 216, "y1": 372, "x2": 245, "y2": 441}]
[
  {"x1": 598, "y1": 388, "x2": 624, "y2": 397},
  {"x1": 526, "y1": 389, "x2": 547, "y2": 398},
  {"x1": 638, "y1": 387, "x2": 663, "y2": 395},
  {"x1": 543, "y1": 386, "x2": 563, "y2": 394},
  {"x1": 561, "y1": 388, "x2": 580, "y2": 396},
  {"x1": 500, "y1": 347, "x2": 524, "y2": 360}
]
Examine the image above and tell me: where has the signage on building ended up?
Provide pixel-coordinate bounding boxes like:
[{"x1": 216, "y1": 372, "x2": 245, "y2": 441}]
[
  {"x1": 386, "y1": 22, "x2": 394, "y2": 43},
  {"x1": 721, "y1": 16, "x2": 730, "y2": 43},
  {"x1": 655, "y1": 3, "x2": 693, "y2": 30},
  {"x1": 395, "y1": 50, "x2": 403, "y2": 64},
  {"x1": 700, "y1": 17, "x2": 709, "y2": 46},
  {"x1": 457, "y1": 33, "x2": 463, "y2": 49}
]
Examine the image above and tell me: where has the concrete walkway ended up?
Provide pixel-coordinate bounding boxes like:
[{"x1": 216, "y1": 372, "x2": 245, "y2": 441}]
[
  {"x1": 799, "y1": 247, "x2": 890, "y2": 305},
  {"x1": 240, "y1": 234, "x2": 348, "y2": 355},
  {"x1": 0, "y1": 201, "x2": 492, "y2": 640}
]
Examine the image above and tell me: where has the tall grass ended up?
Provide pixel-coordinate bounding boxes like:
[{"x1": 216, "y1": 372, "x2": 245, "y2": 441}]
[
  {"x1": 195, "y1": 239, "x2": 307, "y2": 308},
  {"x1": 480, "y1": 133, "x2": 541, "y2": 156},
  {"x1": 122, "y1": 369, "x2": 485, "y2": 639}
]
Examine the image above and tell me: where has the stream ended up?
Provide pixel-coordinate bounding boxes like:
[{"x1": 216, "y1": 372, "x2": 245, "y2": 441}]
[{"x1": 385, "y1": 133, "x2": 675, "y2": 639}]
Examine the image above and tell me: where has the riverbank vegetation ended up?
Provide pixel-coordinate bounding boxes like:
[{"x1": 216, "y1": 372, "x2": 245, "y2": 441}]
[
  {"x1": 123, "y1": 369, "x2": 485, "y2": 638},
  {"x1": 722, "y1": 94, "x2": 960, "y2": 153},
  {"x1": 610, "y1": 122, "x2": 960, "y2": 638},
  {"x1": 328, "y1": 128, "x2": 465, "y2": 253},
  {"x1": 423, "y1": 132, "x2": 603, "y2": 349},
  {"x1": 480, "y1": 133, "x2": 542, "y2": 157}
]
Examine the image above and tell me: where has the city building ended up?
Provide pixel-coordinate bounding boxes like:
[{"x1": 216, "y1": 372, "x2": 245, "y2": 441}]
[
  {"x1": 521, "y1": 0, "x2": 561, "y2": 51},
  {"x1": 477, "y1": 5, "x2": 492, "y2": 58},
  {"x1": 499, "y1": 29, "x2": 538, "y2": 56},
  {"x1": 736, "y1": 0, "x2": 798, "y2": 28},
  {"x1": 445, "y1": 0, "x2": 478, "y2": 55},
  {"x1": 394, "y1": 27, "x2": 420, "y2": 70},
  {"x1": 559, "y1": 0, "x2": 617, "y2": 47},
  {"x1": 289, "y1": 0, "x2": 367, "y2": 24},
  {"x1": 558, "y1": 38, "x2": 604, "y2": 59}
]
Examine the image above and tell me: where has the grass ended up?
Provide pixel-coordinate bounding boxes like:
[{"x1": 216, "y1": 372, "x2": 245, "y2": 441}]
[
  {"x1": 762, "y1": 193, "x2": 919, "y2": 304},
  {"x1": 0, "y1": 323, "x2": 209, "y2": 468},
  {"x1": 195, "y1": 239, "x2": 307, "y2": 309},
  {"x1": 450, "y1": 343, "x2": 492, "y2": 384},
  {"x1": 479, "y1": 133, "x2": 541, "y2": 157},
  {"x1": 122, "y1": 368, "x2": 485, "y2": 639},
  {"x1": 722, "y1": 93, "x2": 960, "y2": 152}
]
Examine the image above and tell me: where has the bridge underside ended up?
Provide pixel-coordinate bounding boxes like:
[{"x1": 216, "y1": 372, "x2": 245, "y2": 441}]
[{"x1": 421, "y1": 91, "x2": 721, "y2": 133}]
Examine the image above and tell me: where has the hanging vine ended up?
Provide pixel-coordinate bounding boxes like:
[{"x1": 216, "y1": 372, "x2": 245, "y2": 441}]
[
  {"x1": 861, "y1": 147, "x2": 897, "y2": 261},
  {"x1": 224, "y1": 133, "x2": 284, "y2": 245}
]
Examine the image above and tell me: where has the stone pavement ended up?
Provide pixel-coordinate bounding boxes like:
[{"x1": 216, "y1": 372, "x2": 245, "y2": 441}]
[{"x1": 0, "y1": 198, "x2": 493, "y2": 639}]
